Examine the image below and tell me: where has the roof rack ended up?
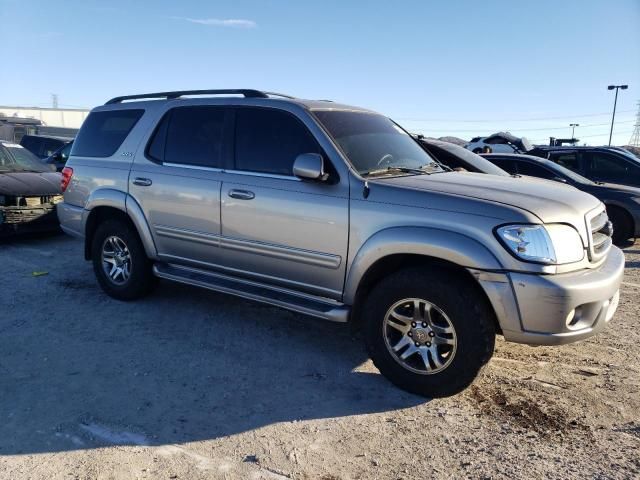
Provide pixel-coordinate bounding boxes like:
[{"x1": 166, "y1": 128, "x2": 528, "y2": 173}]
[
  {"x1": 105, "y1": 89, "x2": 275, "y2": 105},
  {"x1": 262, "y1": 91, "x2": 297, "y2": 99}
]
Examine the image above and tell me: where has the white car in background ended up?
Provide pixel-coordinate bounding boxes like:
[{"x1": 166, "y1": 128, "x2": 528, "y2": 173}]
[{"x1": 465, "y1": 132, "x2": 533, "y2": 154}]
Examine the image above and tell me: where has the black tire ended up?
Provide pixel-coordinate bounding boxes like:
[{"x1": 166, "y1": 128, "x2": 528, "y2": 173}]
[
  {"x1": 91, "y1": 219, "x2": 156, "y2": 301},
  {"x1": 472, "y1": 148, "x2": 483, "y2": 154},
  {"x1": 608, "y1": 206, "x2": 634, "y2": 246},
  {"x1": 362, "y1": 267, "x2": 495, "y2": 398}
]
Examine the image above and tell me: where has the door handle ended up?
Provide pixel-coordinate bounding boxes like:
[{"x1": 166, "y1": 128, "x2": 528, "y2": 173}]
[
  {"x1": 133, "y1": 177, "x2": 153, "y2": 187},
  {"x1": 228, "y1": 189, "x2": 255, "y2": 200}
]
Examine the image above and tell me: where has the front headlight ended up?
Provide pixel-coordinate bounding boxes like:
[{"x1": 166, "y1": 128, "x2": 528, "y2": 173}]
[{"x1": 496, "y1": 224, "x2": 584, "y2": 265}]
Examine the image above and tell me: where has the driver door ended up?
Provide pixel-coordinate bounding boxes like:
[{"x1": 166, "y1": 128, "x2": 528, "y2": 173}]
[{"x1": 219, "y1": 107, "x2": 349, "y2": 300}]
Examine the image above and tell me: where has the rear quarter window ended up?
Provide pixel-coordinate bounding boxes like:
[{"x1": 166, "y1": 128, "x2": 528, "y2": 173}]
[{"x1": 72, "y1": 109, "x2": 144, "y2": 157}]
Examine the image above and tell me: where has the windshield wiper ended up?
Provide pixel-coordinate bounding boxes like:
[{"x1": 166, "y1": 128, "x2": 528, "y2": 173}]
[
  {"x1": 362, "y1": 166, "x2": 428, "y2": 177},
  {"x1": 420, "y1": 162, "x2": 451, "y2": 173}
]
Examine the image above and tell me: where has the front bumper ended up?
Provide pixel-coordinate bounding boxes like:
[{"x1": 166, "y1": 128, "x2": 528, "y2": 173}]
[
  {"x1": 473, "y1": 246, "x2": 625, "y2": 346},
  {"x1": 0, "y1": 205, "x2": 60, "y2": 236}
]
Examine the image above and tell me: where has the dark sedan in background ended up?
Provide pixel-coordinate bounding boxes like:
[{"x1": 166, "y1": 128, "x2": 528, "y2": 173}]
[
  {"x1": 43, "y1": 140, "x2": 73, "y2": 172},
  {"x1": 527, "y1": 145, "x2": 640, "y2": 189},
  {"x1": 0, "y1": 141, "x2": 62, "y2": 236},
  {"x1": 19, "y1": 134, "x2": 72, "y2": 160},
  {"x1": 417, "y1": 138, "x2": 509, "y2": 176},
  {"x1": 482, "y1": 153, "x2": 640, "y2": 245}
]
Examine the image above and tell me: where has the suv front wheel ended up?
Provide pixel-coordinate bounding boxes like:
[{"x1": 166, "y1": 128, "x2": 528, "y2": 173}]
[
  {"x1": 363, "y1": 267, "x2": 495, "y2": 398},
  {"x1": 91, "y1": 219, "x2": 157, "y2": 300}
]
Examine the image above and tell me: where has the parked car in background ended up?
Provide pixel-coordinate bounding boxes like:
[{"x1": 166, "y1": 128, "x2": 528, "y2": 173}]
[
  {"x1": 20, "y1": 134, "x2": 73, "y2": 160},
  {"x1": 464, "y1": 132, "x2": 533, "y2": 154},
  {"x1": 44, "y1": 140, "x2": 73, "y2": 172},
  {"x1": 58, "y1": 89, "x2": 623, "y2": 398},
  {"x1": 482, "y1": 153, "x2": 640, "y2": 245},
  {"x1": 0, "y1": 140, "x2": 62, "y2": 236},
  {"x1": 527, "y1": 146, "x2": 640, "y2": 188},
  {"x1": 417, "y1": 138, "x2": 509, "y2": 176}
]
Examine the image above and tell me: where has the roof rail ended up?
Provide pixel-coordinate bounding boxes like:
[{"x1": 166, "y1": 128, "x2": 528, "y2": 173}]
[
  {"x1": 262, "y1": 91, "x2": 297, "y2": 99},
  {"x1": 104, "y1": 89, "x2": 271, "y2": 105}
]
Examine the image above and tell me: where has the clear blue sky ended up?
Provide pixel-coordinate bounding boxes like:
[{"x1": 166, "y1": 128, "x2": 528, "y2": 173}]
[{"x1": 1, "y1": 0, "x2": 639, "y2": 145}]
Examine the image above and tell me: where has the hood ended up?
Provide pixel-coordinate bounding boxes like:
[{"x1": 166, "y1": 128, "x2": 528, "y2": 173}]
[
  {"x1": 0, "y1": 171, "x2": 62, "y2": 196},
  {"x1": 372, "y1": 172, "x2": 602, "y2": 223},
  {"x1": 595, "y1": 182, "x2": 640, "y2": 195}
]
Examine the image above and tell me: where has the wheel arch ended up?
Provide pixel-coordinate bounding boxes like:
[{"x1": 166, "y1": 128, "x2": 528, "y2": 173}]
[
  {"x1": 605, "y1": 202, "x2": 635, "y2": 240},
  {"x1": 83, "y1": 189, "x2": 156, "y2": 260},
  {"x1": 344, "y1": 227, "x2": 503, "y2": 331}
]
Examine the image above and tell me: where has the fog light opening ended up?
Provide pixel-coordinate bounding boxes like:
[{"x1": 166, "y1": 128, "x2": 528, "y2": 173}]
[
  {"x1": 565, "y1": 309, "x2": 577, "y2": 327},
  {"x1": 605, "y1": 291, "x2": 620, "y2": 323}
]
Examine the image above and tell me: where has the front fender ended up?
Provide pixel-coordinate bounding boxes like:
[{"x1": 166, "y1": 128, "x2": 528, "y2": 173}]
[{"x1": 343, "y1": 227, "x2": 503, "y2": 304}]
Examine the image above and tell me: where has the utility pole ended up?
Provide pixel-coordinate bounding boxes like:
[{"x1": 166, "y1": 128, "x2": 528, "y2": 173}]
[
  {"x1": 607, "y1": 85, "x2": 628, "y2": 146},
  {"x1": 51, "y1": 93, "x2": 59, "y2": 109}
]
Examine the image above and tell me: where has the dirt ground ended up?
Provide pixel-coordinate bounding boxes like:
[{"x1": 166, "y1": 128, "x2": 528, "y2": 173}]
[{"x1": 0, "y1": 234, "x2": 638, "y2": 480}]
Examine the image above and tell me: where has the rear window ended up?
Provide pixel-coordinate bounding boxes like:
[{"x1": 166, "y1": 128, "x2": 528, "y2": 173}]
[{"x1": 72, "y1": 109, "x2": 143, "y2": 157}]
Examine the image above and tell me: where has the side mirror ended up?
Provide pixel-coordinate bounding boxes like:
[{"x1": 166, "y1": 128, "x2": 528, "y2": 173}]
[{"x1": 293, "y1": 153, "x2": 328, "y2": 181}]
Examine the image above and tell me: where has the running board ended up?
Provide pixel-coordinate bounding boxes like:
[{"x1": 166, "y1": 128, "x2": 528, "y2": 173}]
[{"x1": 153, "y1": 263, "x2": 350, "y2": 323}]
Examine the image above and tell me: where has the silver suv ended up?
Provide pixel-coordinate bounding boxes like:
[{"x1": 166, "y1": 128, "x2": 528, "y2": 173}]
[{"x1": 57, "y1": 89, "x2": 625, "y2": 397}]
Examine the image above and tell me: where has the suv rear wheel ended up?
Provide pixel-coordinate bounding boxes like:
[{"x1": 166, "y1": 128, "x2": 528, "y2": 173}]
[
  {"x1": 362, "y1": 267, "x2": 495, "y2": 398},
  {"x1": 91, "y1": 219, "x2": 156, "y2": 300}
]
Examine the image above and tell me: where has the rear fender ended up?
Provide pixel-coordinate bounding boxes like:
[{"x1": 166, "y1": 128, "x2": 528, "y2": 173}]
[{"x1": 82, "y1": 189, "x2": 157, "y2": 259}]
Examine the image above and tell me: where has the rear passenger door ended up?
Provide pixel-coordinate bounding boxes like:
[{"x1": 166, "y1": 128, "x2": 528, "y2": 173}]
[
  {"x1": 130, "y1": 105, "x2": 231, "y2": 267},
  {"x1": 219, "y1": 107, "x2": 349, "y2": 300}
]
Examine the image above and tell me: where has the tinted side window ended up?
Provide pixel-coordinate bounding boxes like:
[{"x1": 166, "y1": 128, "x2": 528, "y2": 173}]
[
  {"x1": 489, "y1": 157, "x2": 517, "y2": 174},
  {"x1": 516, "y1": 162, "x2": 556, "y2": 179},
  {"x1": 0, "y1": 146, "x2": 11, "y2": 166},
  {"x1": 235, "y1": 108, "x2": 319, "y2": 175},
  {"x1": 43, "y1": 139, "x2": 63, "y2": 158},
  {"x1": 19, "y1": 136, "x2": 37, "y2": 153},
  {"x1": 162, "y1": 107, "x2": 227, "y2": 167},
  {"x1": 550, "y1": 152, "x2": 579, "y2": 172},
  {"x1": 484, "y1": 137, "x2": 508, "y2": 145},
  {"x1": 587, "y1": 152, "x2": 632, "y2": 174},
  {"x1": 72, "y1": 109, "x2": 143, "y2": 157},
  {"x1": 60, "y1": 142, "x2": 72, "y2": 159}
]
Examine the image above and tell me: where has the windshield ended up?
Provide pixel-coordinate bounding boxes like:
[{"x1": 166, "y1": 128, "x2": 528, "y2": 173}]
[
  {"x1": 0, "y1": 143, "x2": 50, "y2": 172},
  {"x1": 616, "y1": 147, "x2": 640, "y2": 162},
  {"x1": 313, "y1": 110, "x2": 442, "y2": 176}
]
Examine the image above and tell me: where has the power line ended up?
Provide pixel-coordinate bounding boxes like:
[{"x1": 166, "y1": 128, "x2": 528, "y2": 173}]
[
  {"x1": 397, "y1": 109, "x2": 636, "y2": 123},
  {"x1": 407, "y1": 119, "x2": 635, "y2": 133},
  {"x1": 629, "y1": 102, "x2": 640, "y2": 147},
  {"x1": 527, "y1": 130, "x2": 635, "y2": 143}
]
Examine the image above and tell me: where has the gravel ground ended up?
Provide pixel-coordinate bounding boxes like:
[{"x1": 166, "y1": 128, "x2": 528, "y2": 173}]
[{"x1": 0, "y1": 234, "x2": 638, "y2": 479}]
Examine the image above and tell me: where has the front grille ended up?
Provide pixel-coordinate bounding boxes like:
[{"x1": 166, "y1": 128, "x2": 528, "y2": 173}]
[
  {"x1": 586, "y1": 207, "x2": 612, "y2": 261},
  {"x1": 2, "y1": 205, "x2": 56, "y2": 224}
]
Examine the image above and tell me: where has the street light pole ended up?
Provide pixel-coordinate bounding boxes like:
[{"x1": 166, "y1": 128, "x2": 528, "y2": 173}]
[
  {"x1": 570, "y1": 123, "x2": 579, "y2": 140},
  {"x1": 607, "y1": 84, "x2": 628, "y2": 146}
]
